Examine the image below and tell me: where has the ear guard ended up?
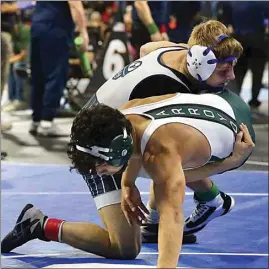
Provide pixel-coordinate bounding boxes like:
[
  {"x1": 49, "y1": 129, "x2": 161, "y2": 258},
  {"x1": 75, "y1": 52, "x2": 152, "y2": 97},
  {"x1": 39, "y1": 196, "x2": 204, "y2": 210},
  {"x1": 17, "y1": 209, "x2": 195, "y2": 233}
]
[
  {"x1": 76, "y1": 128, "x2": 134, "y2": 167},
  {"x1": 187, "y1": 34, "x2": 237, "y2": 81}
]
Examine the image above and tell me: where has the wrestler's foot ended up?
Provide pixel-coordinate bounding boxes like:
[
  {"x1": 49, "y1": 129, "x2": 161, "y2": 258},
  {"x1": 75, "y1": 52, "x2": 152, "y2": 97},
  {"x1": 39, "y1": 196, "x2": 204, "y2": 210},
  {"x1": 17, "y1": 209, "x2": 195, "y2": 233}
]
[
  {"x1": 184, "y1": 191, "x2": 235, "y2": 235},
  {"x1": 141, "y1": 223, "x2": 197, "y2": 244},
  {"x1": 1, "y1": 204, "x2": 49, "y2": 253}
]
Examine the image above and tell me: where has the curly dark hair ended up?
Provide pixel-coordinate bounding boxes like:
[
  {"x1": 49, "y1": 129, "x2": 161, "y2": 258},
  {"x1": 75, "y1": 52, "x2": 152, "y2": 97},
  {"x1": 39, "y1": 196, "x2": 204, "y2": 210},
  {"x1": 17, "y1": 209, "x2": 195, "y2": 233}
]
[{"x1": 67, "y1": 104, "x2": 133, "y2": 175}]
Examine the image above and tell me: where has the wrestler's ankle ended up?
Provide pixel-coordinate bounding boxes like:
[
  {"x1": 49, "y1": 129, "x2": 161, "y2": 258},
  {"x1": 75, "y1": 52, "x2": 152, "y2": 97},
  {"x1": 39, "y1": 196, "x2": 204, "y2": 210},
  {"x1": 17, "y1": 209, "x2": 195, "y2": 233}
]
[
  {"x1": 146, "y1": 203, "x2": 160, "y2": 224},
  {"x1": 43, "y1": 218, "x2": 65, "y2": 242}
]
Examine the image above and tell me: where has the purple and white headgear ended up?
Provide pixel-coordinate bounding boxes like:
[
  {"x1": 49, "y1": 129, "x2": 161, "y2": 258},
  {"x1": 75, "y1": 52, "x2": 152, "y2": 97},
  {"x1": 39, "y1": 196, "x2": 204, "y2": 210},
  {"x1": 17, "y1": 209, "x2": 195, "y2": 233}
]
[{"x1": 187, "y1": 35, "x2": 237, "y2": 81}]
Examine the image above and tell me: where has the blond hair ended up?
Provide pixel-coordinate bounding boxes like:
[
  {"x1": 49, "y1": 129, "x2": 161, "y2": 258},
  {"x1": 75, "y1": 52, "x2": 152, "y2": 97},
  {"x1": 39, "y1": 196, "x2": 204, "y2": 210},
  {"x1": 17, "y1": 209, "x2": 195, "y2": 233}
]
[{"x1": 188, "y1": 19, "x2": 243, "y2": 60}]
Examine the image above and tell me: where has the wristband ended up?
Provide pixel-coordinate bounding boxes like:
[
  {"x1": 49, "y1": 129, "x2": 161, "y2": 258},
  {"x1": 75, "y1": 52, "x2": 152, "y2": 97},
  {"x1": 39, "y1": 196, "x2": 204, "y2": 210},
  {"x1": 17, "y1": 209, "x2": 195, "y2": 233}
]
[
  {"x1": 159, "y1": 24, "x2": 167, "y2": 33},
  {"x1": 147, "y1": 23, "x2": 159, "y2": 35},
  {"x1": 74, "y1": 36, "x2": 92, "y2": 77}
]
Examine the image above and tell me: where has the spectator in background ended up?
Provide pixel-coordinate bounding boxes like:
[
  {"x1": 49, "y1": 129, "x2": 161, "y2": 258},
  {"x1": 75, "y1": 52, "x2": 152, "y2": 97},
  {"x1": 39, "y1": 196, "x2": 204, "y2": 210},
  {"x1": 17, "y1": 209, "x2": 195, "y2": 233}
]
[
  {"x1": 101, "y1": 1, "x2": 117, "y2": 25},
  {"x1": 87, "y1": 11, "x2": 103, "y2": 51},
  {"x1": 2, "y1": 14, "x2": 31, "y2": 112},
  {"x1": 217, "y1": 2, "x2": 268, "y2": 118},
  {"x1": 1, "y1": 1, "x2": 18, "y2": 36},
  {"x1": 1, "y1": 1, "x2": 18, "y2": 132},
  {"x1": 130, "y1": 1, "x2": 169, "y2": 60},
  {"x1": 199, "y1": 1, "x2": 214, "y2": 19},
  {"x1": 232, "y1": 2, "x2": 268, "y2": 111},
  {"x1": 1, "y1": 33, "x2": 13, "y2": 136},
  {"x1": 123, "y1": 4, "x2": 133, "y2": 34},
  {"x1": 29, "y1": 1, "x2": 89, "y2": 137},
  {"x1": 167, "y1": 1, "x2": 201, "y2": 43},
  {"x1": 215, "y1": 1, "x2": 233, "y2": 33}
]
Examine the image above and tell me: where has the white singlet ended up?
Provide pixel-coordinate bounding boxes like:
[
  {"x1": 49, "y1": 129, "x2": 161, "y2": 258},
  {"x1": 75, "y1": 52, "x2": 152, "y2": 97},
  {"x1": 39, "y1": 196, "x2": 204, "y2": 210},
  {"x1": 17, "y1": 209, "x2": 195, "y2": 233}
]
[
  {"x1": 122, "y1": 92, "x2": 240, "y2": 176},
  {"x1": 95, "y1": 46, "x2": 191, "y2": 109}
]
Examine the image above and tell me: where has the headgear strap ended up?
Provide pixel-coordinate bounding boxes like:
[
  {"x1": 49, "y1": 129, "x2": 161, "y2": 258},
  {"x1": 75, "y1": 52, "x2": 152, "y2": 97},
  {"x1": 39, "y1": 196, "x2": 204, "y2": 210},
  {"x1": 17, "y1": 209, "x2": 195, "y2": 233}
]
[
  {"x1": 75, "y1": 145, "x2": 110, "y2": 161},
  {"x1": 75, "y1": 128, "x2": 129, "y2": 162}
]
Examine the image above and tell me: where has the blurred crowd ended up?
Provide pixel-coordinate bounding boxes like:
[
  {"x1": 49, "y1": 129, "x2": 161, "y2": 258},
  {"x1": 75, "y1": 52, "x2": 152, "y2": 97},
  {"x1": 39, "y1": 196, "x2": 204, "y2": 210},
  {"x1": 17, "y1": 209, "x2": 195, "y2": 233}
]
[
  {"x1": 1, "y1": 0, "x2": 119, "y2": 135},
  {"x1": 1, "y1": 1, "x2": 268, "y2": 145}
]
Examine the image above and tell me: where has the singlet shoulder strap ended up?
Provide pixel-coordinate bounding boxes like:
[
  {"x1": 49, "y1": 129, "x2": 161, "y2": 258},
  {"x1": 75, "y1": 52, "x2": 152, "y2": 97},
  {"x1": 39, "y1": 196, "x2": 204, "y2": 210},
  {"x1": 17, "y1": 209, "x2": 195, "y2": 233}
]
[{"x1": 156, "y1": 45, "x2": 188, "y2": 52}]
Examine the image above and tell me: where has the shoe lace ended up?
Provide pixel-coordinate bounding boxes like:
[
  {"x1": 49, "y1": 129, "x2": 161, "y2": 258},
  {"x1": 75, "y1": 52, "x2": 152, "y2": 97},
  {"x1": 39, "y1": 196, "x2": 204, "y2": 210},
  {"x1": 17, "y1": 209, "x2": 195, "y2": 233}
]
[{"x1": 191, "y1": 203, "x2": 210, "y2": 221}]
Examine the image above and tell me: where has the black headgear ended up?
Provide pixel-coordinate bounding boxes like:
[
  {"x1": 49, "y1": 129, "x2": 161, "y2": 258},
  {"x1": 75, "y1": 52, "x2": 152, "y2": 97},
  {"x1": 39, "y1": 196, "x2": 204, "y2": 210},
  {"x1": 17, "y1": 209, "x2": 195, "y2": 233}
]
[{"x1": 76, "y1": 128, "x2": 133, "y2": 167}]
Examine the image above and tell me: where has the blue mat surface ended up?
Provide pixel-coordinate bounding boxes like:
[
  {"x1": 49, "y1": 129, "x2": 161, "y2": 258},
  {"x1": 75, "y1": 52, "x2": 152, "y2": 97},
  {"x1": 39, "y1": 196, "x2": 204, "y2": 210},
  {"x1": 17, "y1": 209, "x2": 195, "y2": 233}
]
[{"x1": 1, "y1": 163, "x2": 268, "y2": 268}]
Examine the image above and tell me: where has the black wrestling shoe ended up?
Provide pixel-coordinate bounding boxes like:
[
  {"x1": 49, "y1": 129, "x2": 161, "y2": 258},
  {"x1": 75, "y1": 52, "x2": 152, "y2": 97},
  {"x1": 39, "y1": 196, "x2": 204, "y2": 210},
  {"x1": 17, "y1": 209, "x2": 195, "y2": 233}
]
[
  {"x1": 184, "y1": 191, "x2": 235, "y2": 235},
  {"x1": 141, "y1": 223, "x2": 197, "y2": 244},
  {"x1": 1, "y1": 204, "x2": 49, "y2": 253}
]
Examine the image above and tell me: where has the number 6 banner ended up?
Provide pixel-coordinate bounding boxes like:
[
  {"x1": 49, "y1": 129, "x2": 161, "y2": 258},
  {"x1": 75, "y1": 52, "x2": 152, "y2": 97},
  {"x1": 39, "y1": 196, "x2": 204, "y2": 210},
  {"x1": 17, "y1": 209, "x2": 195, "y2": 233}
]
[{"x1": 80, "y1": 12, "x2": 131, "y2": 105}]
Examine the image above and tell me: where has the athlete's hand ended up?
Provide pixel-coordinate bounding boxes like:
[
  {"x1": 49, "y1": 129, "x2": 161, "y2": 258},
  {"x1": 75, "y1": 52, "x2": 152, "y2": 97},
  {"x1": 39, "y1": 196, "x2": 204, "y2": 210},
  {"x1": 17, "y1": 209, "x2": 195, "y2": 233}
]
[
  {"x1": 228, "y1": 123, "x2": 255, "y2": 167},
  {"x1": 150, "y1": 32, "x2": 163, "y2": 42},
  {"x1": 79, "y1": 29, "x2": 89, "y2": 52},
  {"x1": 121, "y1": 184, "x2": 149, "y2": 226},
  {"x1": 161, "y1": 32, "x2": 169, "y2": 41}
]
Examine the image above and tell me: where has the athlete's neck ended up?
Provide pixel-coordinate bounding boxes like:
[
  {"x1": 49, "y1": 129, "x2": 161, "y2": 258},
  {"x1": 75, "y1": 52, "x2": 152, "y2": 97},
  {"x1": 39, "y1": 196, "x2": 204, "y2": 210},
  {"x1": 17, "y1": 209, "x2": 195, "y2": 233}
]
[
  {"x1": 164, "y1": 50, "x2": 192, "y2": 78},
  {"x1": 178, "y1": 54, "x2": 190, "y2": 77}
]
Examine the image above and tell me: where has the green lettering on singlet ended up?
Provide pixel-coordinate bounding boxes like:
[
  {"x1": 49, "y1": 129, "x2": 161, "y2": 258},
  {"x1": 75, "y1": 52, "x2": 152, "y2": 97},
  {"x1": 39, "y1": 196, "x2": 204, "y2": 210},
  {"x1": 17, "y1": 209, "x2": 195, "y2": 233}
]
[
  {"x1": 145, "y1": 103, "x2": 240, "y2": 135},
  {"x1": 214, "y1": 89, "x2": 255, "y2": 143}
]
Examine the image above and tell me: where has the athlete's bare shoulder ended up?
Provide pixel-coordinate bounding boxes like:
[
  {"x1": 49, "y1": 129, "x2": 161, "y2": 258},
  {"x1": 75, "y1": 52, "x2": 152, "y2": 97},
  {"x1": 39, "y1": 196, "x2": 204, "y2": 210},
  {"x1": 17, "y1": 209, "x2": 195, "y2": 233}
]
[
  {"x1": 120, "y1": 94, "x2": 177, "y2": 110},
  {"x1": 140, "y1": 42, "x2": 189, "y2": 58},
  {"x1": 176, "y1": 43, "x2": 189, "y2": 49},
  {"x1": 155, "y1": 42, "x2": 189, "y2": 50}
]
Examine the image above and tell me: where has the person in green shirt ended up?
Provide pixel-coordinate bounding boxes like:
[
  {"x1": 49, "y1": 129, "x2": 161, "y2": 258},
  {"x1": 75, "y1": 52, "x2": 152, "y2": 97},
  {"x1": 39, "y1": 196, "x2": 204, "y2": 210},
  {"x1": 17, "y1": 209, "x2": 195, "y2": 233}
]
[{"x1": 3, "y1": 14, "x2": 30, "y2": 112}]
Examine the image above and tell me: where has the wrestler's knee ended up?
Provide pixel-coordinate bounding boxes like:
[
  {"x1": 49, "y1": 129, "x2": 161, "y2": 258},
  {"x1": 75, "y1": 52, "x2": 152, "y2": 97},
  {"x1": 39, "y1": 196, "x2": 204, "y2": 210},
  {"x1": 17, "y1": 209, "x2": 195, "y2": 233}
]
[
  {"x1": 84, "y1": 175, "x2": 142, "y2": 259},
  {"x1": 114, "y1": 232, "x2": 141, "y2": 259},
  {"x1": 97, "y1": 197, "x2": 141, "y2": 259}
]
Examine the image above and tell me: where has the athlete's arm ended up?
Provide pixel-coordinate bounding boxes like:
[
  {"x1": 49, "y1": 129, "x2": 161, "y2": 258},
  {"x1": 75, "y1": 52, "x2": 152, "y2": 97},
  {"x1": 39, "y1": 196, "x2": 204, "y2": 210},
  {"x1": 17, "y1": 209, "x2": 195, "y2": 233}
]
[
  {"x1": 184, "y1": 123, "x2": 255, "y2": 182},
  {"x1": 1, "y1": 2, "x2": 19, "y2": 13},
  {"x1": 68, "y1": 1, "x2": 89, "y2": 51},
  {"x1": 184, "y1": 160, "x2": 232, "y2": 183},
  {"x1": 134, "y1": 1, "x2": 162, "y2": 42},
  {"x1": 121, "y1": 157, "x2": 149, "y2": 226},
  {"x1": 140, "y1": 41, "x2": 188, "y2": 57},
  {"x1": 134, "y1": 1, "x2": 155, "y2": 25},
  {"x1": 145, "y1": 150, "x2": 185, "y2": 268}
]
